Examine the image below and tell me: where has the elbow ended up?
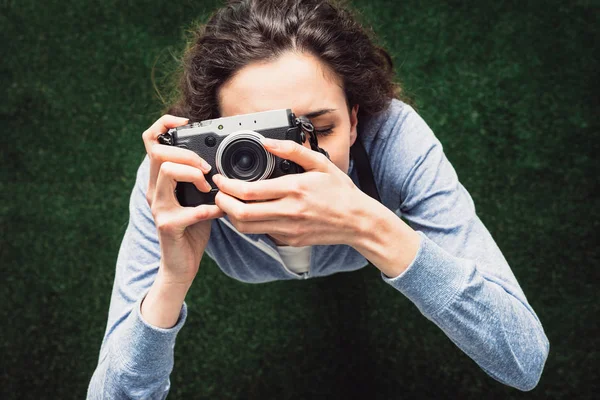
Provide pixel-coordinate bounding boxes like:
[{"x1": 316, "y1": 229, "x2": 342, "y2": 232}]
[
  {"x1": 485, "y1": 328, "x2": 550, "y2": 391},
  {"x1": 512, "y1": 333, "x2": 550, "y2": 391}
]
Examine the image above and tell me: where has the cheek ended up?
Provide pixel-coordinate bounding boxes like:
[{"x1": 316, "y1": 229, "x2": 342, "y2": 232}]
[{"x1": 320, "y1": 137, "x2": 350, "y2": 174}]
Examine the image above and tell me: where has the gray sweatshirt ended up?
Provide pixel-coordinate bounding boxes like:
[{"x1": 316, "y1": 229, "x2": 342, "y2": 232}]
[{"x1": 87, "y1": 99, "x2": 549, "y2": 398}]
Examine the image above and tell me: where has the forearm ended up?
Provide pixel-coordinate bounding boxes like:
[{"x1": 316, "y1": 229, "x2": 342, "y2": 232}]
[
  {"x1": 88, "y1": 156, "x2": 191, "y2": 398},
  {"x1": 429, "y1": 266, "x2": 549, "y2": 391},
  {"x1": 348, "y1": 198, "x2": 548, "y2": 390},
  {"x1": 87, "y1": 278, "x2": 189, "y2": 399},
  {"x1": 351, "y1": 207, "x2": 549, "y2": 389}
]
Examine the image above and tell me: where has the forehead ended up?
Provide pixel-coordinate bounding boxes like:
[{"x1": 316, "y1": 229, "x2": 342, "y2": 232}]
[{"x1": 218, "y1": 51, "x2": 345, "y2": 117}]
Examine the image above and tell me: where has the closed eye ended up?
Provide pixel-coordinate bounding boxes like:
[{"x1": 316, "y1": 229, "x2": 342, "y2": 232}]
[{"x1": 314, "y1": 126, "x2": 335, "y2": 136}]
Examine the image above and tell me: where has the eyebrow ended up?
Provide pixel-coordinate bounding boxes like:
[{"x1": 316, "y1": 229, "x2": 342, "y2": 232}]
[{"x1": 302, "y1": 108, "x2": 337, "y2": 118}]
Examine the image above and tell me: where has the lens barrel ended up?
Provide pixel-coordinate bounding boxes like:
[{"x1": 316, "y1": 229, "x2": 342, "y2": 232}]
[{"x1": 215, "y1": 131, "x2": 275, "y2": 181}]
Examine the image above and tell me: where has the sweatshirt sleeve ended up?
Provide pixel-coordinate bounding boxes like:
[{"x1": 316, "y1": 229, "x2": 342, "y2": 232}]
[
  {"x1": 87, "y1": 155, "x2": 188, "y2": 400},
  {"x1": 378, "y1": 105, "x2": 549, "y2": 391}
]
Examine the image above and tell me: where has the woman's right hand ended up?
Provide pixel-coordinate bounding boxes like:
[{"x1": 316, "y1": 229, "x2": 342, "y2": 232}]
[{"x1": 142, "y1": 114, "x2": 225, "y2": 286}]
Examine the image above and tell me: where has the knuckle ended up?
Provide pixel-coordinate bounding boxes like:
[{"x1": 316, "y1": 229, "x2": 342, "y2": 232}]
[
  {"x1": 236, "y1": 207, "x2": 250, "y2": 221},
  {"x1": 233, "y1": 219, "x2": 247, "y2": 233},
  {"x1": 240, "y1": 185, "x2": 254, "y2": 200},
  {"x1": 293, "y1": 223, "x2": 306, "y2": 237},
  {"x1": 288, "y1": 235, "x2": 302, "y2": 247},
  {"x1": 195, "y1": 207, "x2": 207, "y2": 220},
  {"x1": 289, "y1": 181, "x2": 304, "y2": 196},
  {"x1": 160, "y1": 161, "x2": 175, "y2": 176},
  {"x1": 155, "y1": 215, "x2": 181, "y2": 236},
  {"x1": 154, "y1": 214, "x2": 170, "y2": 232},
  {"x1": 297, "y1": 181, "x2": 308, "y2": 196},
  {"x1": 159, "y1": 224, "x2": 177, "y2": 235},
  {"x1": 292, "y1": 203, "x2": 307, "y2": 218}
]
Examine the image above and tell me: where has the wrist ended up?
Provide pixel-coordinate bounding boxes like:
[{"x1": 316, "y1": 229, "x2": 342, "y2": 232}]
[
  {"x1": 345, "y1": 190, "x2": 379, "y2": 248},
  {"x1": 157, "y1": 256, "x2": 199, "y2": 287},
  {"x1": 349, "y1": 194, "x2": 421, "y2": 278},
  {"x1": 140, "y1": 270, "x2": 191, "y2": 329}
]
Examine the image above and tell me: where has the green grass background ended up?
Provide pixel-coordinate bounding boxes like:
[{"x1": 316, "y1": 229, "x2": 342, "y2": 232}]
[{"x1": 1, "y1": 0, "x2": 598, "y2": 398}]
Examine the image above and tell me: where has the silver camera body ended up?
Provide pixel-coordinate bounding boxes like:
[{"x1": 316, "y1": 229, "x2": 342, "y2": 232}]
[{"x1": 158, "y1": 108, "x2": 306, "y2": 206}]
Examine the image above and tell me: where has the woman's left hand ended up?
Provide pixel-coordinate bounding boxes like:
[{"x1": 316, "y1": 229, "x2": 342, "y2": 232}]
[{"x1": 212, "y1": 137, "x2": 372, "y2": 247}]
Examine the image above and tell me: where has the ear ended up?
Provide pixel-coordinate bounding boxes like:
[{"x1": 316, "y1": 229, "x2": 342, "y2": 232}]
[{"x1": 349, "y1": 103, "x2": 359, "y2": 146}]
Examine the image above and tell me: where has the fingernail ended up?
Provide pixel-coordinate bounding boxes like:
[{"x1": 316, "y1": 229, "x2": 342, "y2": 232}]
[
  {"x1": 261, "y1": 137, "x2": 278, "y2": 149},
  {"x1": 201, "y1": 160, "x2": 212, "y2": 171}
]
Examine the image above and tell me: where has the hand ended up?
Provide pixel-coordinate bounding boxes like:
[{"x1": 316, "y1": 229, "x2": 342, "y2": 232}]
[
  {"x1": 212, "y1": 137, "x2": 371, "y2": 247},
  {"x1": 142, "y1": 114, "x2": 225, "y2": 284}
]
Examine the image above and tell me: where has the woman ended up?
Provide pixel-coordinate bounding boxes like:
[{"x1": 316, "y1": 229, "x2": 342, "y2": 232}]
[{"x1": 87, "y1": 0, "x2": 549, "y2": 397}]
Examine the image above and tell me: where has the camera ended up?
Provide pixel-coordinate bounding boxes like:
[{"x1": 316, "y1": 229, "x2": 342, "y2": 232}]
[{"x1": 157, "y1": 108, "x2": 316, "y2": 207}]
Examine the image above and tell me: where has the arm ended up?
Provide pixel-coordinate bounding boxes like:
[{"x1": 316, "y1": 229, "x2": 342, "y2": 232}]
[
  {"x1": 351, "y1": 106, "x2": 549, "y2": 391},
  {"x1": 87, "y1": 155, "x2": 189, "y2": 400}
]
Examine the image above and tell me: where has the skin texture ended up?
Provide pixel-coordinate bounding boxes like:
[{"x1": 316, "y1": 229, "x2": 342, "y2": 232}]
[{"x1": 213, "y1": 51, "x2": 421, "y2": 274}]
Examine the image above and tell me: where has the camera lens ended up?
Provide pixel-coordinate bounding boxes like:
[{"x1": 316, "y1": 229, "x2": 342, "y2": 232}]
[
  {"x1": 216, "y1": 131, "x2": 275, "y2": 181},
  {"x1": 234, "y1": 151, "x2": 253, "y2": 170},
  {"x1": 222, "y1": 139, "x2": 266, "y2": 180},
  {"x1": 226, "y1": 140, "x2": 263, "y2": 179}
]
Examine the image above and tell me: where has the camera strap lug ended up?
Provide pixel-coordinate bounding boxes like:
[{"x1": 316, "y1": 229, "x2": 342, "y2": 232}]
[
  {"x1": 295, "y1": 116, "x2": 330, "y2": 160},
  {"x1": 157, "y1": 130, "x2": 174, "y2": 146}
]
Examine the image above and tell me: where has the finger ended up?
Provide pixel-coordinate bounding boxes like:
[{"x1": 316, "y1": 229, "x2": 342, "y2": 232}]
[
  {"x1": 143, "y1": 115, "x2": 191, "y2": 205},
  {"x1": 212, "y1": 173, "x2": 290, "y2": 201},
  {"x1": 175, "y1": 204, "x2": 224, "y2": 226},
  {"x1": 260, "y1": 137, "x2": 329, "y2": 172},
  {"x1": 147, "y1": 145, "x2": 212, "y2": 204},
  {"x1": 155, "y1": 162, "x2": 212, "y2": 205},
  {"x1": 155, "y1": 204, "x2": 224, "y2": 236},
  {"x1": 149, "y1": 143, "x2": 212, "y2": 174},
  {"x1": 214, "y1": 190, "x2": 284, "y2": 221},
  {"x1": 268, "y1": 233, "x2": 291, "y2": 244},
  {"x1": 142, "y1": 114, "x2": 189, "y2": 153},
  {"x1": 170, "y1": 204, "x2": 225, "y2": 229},
  {"x1": 227, "y1": 219, "x2": 290, "y2": 236}
]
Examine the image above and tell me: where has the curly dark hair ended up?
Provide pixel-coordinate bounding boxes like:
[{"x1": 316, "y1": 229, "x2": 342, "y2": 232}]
[{"x1": 158, "y1": 0, "x2": 409, "y2": 125}]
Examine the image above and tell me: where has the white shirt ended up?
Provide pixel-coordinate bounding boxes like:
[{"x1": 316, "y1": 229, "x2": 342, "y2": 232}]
[{"x1": 276, "y1": 245, "x2": 312, "y2": 274}]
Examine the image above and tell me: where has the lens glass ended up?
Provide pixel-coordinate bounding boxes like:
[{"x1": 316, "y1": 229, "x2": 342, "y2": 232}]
[{"x1": 221, "y1": 138, "x2": 267, "y2": 180}]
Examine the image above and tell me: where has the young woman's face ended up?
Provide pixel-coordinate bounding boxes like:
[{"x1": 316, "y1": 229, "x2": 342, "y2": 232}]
[{"x1": 218, "y1": 51, "x2": 359, "y2": 174}]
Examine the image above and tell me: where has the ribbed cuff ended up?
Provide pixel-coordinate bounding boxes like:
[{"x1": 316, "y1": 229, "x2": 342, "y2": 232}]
[
  {"x1": 115, "y1": 289, "x2": 188, "y2": 373},
  {"x1": 380, "y1": 231, "x2": 470, "y2": 316}
]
